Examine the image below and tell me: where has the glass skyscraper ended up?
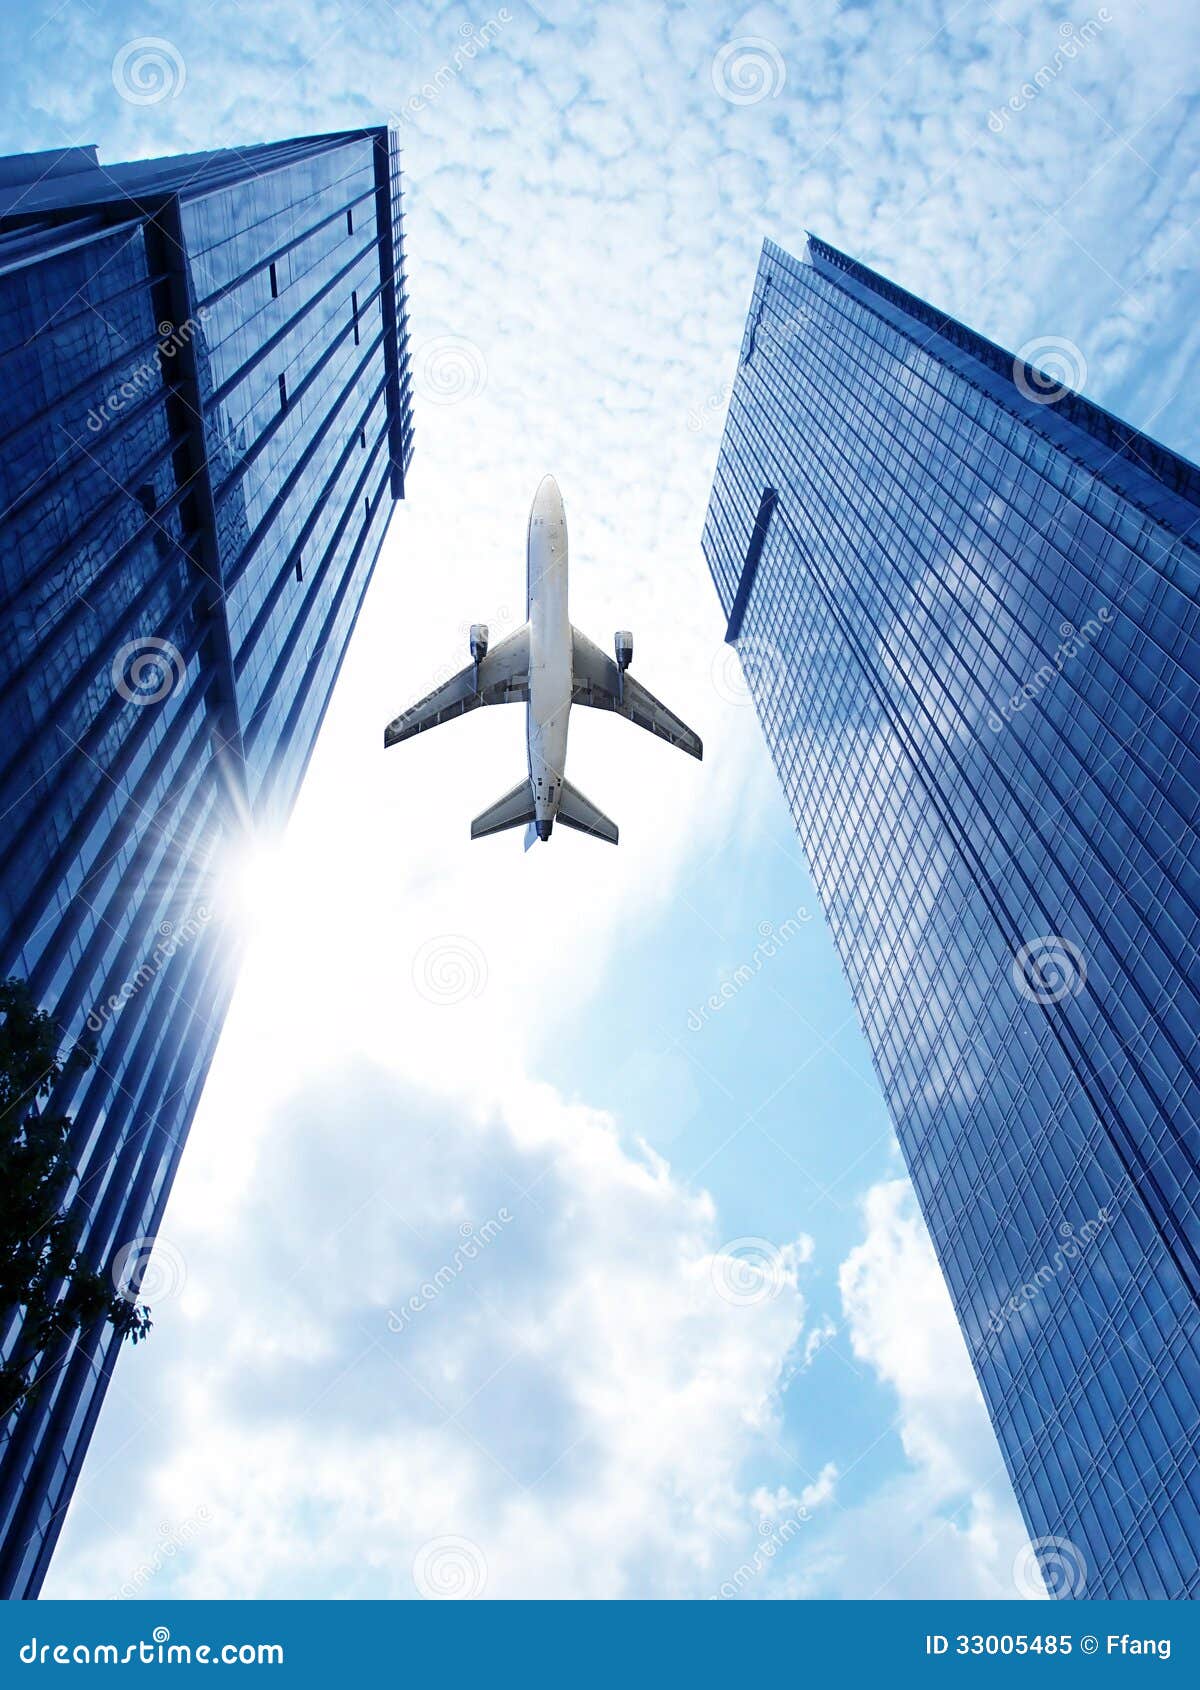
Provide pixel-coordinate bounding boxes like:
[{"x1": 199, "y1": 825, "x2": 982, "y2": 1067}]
[
  {"x1": 703, "y1": 235, "x2": 1200, "y2": 1598},
  {"x1": 0, "y1": 129, "x2": 413, "y2": 1596}
]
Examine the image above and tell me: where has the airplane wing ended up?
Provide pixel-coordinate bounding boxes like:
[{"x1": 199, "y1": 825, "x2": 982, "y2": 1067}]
[
  {"x1": 570, "y1": 627, "x2": 703, "y2": 759},
  {"x1": 384, "y1": 623, "x2": 530, "y2": 748}
]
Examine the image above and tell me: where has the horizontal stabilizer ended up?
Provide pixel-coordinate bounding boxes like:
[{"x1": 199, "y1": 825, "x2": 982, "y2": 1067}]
[
  {"x1": 557, "y1": 779, "x2": 618, "y2": 845},
  {"x1": 470, "y1": 779, "x2": 536, "y2": 840}
]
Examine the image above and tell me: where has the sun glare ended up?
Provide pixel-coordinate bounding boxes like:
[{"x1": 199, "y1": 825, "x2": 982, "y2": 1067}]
[{"x1": 220, "y1": 834, "x2": 298, "y2": 935}]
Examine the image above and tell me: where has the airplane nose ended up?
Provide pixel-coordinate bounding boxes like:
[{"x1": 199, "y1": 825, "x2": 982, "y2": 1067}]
[{"x1": 533, "y1": 474, "x2": 563, "y2": 518}]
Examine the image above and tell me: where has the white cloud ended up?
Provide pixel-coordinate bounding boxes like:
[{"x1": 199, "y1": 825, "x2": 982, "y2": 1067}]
[
  {"x1": 801, "y1": 1314, "x2": 837, "y2": 1368},
  {"x1": 841, "y1": 1180, "x2": 998, "y2": 1496},
  {"x1": 784, "y1": 1178, "x2": 1032, "y2": 1599},
  {"x1": 48, "y1": 1064, "x2": 816, "y2": 1599},
  {"x1": 749, "y1": 1462, "x2": 838, "y2": 1523}
]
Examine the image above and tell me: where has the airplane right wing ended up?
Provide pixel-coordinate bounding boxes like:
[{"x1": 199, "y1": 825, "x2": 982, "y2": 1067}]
[
  {"x1": 384, "y1": 624, "x2": 530, "y2": 748},
  {"x1": 570, "y1": 627, "x2": 703, "y2": 759}
]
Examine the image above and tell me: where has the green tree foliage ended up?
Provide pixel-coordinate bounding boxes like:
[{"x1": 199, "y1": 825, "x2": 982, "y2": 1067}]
[{"x1": 0, "y1": 979, "x2": 151, "y2": 1423}]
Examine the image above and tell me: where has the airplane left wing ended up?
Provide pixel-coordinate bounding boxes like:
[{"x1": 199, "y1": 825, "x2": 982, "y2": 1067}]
[
  {"x1": 384, "y1": 623, "x2": 530, "y2": 748},
  {"x1": 570, "y1": 627, "x2": 703, "y2": 759}
]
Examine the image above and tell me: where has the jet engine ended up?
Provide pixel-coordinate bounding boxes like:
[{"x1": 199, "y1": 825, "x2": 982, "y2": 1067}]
[
  {"x1": 470, "y1": 623, "x2": 489, "y2": 691},
  {"x1": 614, "y1": 630, "x2": 633, "y2": 702}
]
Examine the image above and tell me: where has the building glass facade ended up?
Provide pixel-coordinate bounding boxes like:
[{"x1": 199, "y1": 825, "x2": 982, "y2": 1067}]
[
  {"x1": 703, "y1": 235, "x2": 1200, "y2": 1598},
  {"x1": 0, "y1": 130, "x2": 413, "y2": 1596}
]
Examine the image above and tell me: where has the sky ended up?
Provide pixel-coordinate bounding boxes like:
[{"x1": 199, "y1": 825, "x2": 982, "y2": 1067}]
[{"x1": 4, "y1": 0, "x2": 1198, "y2": 1601}]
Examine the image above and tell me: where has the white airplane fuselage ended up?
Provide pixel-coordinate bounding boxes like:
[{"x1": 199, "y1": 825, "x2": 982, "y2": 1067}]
[{"x1": 526, "y1": 475, "x2": 572, "y2": 840}]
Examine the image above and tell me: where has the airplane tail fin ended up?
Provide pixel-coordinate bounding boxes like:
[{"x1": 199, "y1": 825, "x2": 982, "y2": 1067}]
[
  {"x1": 557, "y1": 779, "x2": 619, "y2": 845},
  {"x1": 470, "y1": 779, "x2": 536, "y2": 840}
]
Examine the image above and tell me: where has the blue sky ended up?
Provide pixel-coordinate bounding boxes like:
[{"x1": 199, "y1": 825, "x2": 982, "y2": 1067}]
[{"x1": 5, "y1": 0, "x2": 1198, "y2": 1600}]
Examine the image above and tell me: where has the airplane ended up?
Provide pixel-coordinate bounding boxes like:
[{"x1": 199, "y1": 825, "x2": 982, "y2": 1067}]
[{"x1": 383, "y1": 475, "x2": 702, "y2": 847}]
